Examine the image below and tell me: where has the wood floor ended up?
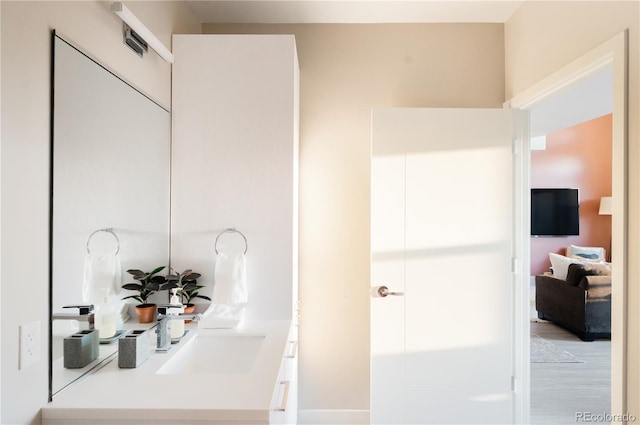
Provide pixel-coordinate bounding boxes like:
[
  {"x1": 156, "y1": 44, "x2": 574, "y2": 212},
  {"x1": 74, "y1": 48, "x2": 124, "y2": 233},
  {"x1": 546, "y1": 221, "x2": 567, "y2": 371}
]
[{"x1": 530, "y1": 321, "x2": 611, "y2": 424}]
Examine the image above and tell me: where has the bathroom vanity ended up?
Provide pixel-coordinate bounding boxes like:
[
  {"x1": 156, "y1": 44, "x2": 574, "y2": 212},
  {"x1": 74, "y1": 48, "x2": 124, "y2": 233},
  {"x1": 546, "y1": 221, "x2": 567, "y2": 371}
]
[
  {"x1": 43, "y1": 319, "x2": 298, "y2": 424},
  {"x1": 48, "y1": 32, "x2": 299, "y2": 424}
]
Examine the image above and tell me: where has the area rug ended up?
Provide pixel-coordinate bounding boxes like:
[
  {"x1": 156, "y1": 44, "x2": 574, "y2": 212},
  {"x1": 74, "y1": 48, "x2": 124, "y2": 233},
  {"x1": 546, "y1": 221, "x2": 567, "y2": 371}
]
[{"x1": 530, "y1": 334, "x2": 585, "y2": 363}]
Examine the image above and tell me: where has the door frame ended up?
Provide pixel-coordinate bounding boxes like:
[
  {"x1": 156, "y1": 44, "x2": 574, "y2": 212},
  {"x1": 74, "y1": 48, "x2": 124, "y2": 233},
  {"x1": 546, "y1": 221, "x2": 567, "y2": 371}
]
[{"x1": 505, "y1": 30, "x2": 628, "y2": 423}]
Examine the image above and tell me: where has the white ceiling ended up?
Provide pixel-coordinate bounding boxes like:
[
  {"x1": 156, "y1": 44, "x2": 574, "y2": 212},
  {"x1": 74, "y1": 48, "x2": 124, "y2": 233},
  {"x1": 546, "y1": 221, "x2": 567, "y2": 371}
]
[
  {"x1": 186, "y1": 0, "x2": 525, "y2": 24},
  {"x1": 530, "y1": 66, "x2": 613, "y2": 136}
]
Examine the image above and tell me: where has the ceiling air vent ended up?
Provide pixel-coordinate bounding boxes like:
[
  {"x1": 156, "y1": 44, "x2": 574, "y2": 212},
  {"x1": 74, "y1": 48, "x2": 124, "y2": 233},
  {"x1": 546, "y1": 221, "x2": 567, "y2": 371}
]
[{"x1": 124, "y1": 23, "x2": 148, "y2": 58}]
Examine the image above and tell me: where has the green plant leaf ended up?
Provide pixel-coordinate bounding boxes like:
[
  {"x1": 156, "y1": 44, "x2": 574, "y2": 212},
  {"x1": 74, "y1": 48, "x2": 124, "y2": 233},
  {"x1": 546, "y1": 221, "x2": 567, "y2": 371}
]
[
  {"x1": 150, "y1": 275, "x2": 167, "y2": 283},
  {"x1": 121, "y1": 294, "x2": 143, "y2": 303},
  {"x1": 186, "y1": 285, "x2": 205, "y2": 294},
  {"x1": 122, "y1": 283, "x2": 143, "y2": 290},
  {"x1": 160, "y1": 282, "x2": 178, "y2": 291},
  {"x1": 182, "y1": 282, "x2": 198, "y2": 291},
  {"x1": 196, "y1": 295, "x2": 212, "y2": 301},
  {"x1": 149, "y1": 265, "x2": 166, "y2": 276},
  {"x1": 126, "y1": 269, "x2": 145, "y2": 277}
]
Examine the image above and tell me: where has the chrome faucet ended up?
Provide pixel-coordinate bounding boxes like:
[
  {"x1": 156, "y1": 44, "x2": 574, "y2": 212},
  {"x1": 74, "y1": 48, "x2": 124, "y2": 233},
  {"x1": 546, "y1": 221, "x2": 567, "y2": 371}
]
[
  {"x1": 52, "y1": 305, "x2": 95, "y2": 330},
  {"x1": 155, "y1": 305, "x2": 201, "y2": 352}
]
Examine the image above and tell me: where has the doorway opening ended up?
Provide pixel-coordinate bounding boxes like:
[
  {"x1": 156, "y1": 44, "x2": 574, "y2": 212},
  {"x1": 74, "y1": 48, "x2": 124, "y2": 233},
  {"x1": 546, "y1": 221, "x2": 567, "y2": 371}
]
[
  {"x1": 508, "y1": 31, "x2": 627, "y2": 424},
  {"x1": 528, "y1": 65, "x2": 613, "y2": 423}
]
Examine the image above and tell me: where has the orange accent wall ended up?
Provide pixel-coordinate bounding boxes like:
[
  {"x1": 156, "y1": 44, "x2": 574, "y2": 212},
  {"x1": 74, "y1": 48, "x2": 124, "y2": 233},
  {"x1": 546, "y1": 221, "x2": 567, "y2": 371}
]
[{"x1": 530, "y1": 114, "x2": 612, "y2": 275}]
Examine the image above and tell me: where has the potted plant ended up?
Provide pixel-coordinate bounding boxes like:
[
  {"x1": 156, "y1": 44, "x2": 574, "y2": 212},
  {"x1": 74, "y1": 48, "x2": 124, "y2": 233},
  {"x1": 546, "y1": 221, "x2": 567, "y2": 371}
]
[
  {"x1": 162, "y1": 269, "x2": 211, "y2": 320},
  {"x1": 122, "y1": 266, "x2": 167, "y2": 323}
]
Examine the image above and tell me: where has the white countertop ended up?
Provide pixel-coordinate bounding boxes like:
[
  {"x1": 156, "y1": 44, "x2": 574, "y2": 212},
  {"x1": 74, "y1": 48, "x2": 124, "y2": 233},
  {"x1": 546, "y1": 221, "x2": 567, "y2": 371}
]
[{"x1": 43, "y1": 318, "x2": 293, "y2": 425}]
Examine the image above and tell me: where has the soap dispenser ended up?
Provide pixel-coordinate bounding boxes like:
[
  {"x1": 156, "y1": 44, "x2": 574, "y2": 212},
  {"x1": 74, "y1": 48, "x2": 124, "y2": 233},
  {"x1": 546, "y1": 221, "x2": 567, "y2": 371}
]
[
  {"x1": 94, "y1": 291, "x2": 117, "y2": 339},
  {"x1": 169, "y1": 288, "x2": 185, "y2": 339}
]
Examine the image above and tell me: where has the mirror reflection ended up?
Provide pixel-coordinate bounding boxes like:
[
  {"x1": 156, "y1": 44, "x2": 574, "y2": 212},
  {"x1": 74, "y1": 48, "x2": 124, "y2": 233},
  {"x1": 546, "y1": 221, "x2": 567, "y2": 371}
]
[{"x1": 50, "y1": 34, "x2": 170, "y2": 396}]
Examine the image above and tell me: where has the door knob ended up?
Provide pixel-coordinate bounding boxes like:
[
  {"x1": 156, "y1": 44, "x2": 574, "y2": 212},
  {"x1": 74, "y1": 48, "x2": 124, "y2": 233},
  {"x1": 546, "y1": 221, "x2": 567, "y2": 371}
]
[{"x1": 376, "y1": 285, "x2": 404, "y2": 297}]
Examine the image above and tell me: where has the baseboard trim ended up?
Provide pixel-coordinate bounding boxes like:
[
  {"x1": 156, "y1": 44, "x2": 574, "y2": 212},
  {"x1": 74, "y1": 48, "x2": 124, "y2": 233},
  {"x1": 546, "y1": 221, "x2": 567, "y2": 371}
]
[{"x1": 298, "y1": 409, "x2": 370, "y2": 424}]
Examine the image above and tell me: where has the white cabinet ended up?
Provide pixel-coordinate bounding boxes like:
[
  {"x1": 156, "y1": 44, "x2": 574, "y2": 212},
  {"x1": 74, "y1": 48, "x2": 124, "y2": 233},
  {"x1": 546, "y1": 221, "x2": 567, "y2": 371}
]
[
  {"x1": 171, "y1": 34, "x2": 299, "y2": 321},
  {"x1": 172, "y1": 34, "x2": 300, "y2": 424}
]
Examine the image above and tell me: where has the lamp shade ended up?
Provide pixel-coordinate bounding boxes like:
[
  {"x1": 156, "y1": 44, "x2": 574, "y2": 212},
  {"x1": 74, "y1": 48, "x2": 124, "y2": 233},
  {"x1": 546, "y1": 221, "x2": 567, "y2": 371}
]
[{"x1": 599, "y1": 196, "x2": 612, "y2": 215}]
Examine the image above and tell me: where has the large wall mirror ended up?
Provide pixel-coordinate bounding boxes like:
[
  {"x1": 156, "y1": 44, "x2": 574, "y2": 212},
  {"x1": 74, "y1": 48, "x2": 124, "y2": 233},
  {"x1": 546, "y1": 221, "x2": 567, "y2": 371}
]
[{"x1": 50, "y1": 32, "x2": 170, "y2": 398}]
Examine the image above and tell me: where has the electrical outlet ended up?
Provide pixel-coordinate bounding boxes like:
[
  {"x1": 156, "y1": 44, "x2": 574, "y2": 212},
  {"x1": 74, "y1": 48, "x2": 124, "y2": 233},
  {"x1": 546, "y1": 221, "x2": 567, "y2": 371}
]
[{"x1": 19, "y1": 320, "x2": 41, "y2": 370}]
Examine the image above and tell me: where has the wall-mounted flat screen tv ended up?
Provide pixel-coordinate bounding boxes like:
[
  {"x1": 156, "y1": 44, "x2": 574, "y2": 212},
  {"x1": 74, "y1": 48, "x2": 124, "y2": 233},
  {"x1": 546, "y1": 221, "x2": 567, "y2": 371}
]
[{"x1": 531, "y1": 188, "x2": 580, "y2": 236}]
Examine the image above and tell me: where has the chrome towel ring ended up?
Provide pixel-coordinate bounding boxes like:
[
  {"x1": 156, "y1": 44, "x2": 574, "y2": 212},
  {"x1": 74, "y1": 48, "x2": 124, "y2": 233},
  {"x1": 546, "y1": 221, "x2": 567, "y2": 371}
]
[
  {"x1": 214, "y1": 228, "x2": 248, "y2": 255},
  {"x1": 86, "y1": 228, "x2": 120, "y2": 255}
]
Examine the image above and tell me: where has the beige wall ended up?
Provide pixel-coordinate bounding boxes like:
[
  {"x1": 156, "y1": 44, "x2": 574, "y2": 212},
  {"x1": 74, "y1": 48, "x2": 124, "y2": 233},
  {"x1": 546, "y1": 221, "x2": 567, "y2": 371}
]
[
  {"x1": 506, "y1": 0, "x2": 640, "y2": 420},
  {"x1": 0, "y1": 2, "x2": 199, "y2": 423},
  {"x1": 204, "y1": 23, "x2": 506, "y2": 414}
]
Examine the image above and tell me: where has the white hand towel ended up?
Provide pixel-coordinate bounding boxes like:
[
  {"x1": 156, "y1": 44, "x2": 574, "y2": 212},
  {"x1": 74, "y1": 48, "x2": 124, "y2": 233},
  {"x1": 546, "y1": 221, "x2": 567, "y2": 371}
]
[
  {"x1": 199, "y1": 252, "x2": 248, "y2": 329},
  {"x1": 82, "y1": 252, "x2": 122, "y2": 308},
  {"x1": 213, "y1": 252, "x2": 247, "y2": 305}
]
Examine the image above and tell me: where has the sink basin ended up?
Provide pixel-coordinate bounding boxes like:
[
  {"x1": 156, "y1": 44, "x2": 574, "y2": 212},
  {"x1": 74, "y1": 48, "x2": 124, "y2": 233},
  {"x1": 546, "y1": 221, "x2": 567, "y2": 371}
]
[{"x1": 156, "y1": 334, "x2": 265, "y2": 375}]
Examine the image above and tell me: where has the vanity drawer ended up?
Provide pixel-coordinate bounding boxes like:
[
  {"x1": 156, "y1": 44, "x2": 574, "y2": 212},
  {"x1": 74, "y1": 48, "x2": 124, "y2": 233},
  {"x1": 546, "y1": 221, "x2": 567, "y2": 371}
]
[{"x1": 270, "y1": 325, "x2": 298, "y2": 424}]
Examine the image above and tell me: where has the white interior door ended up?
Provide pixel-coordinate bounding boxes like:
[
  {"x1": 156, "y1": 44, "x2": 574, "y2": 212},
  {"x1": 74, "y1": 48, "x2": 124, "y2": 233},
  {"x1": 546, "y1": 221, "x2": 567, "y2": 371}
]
[{"x1": 371, "y1": 108, "x2": 519, "y2": 424}]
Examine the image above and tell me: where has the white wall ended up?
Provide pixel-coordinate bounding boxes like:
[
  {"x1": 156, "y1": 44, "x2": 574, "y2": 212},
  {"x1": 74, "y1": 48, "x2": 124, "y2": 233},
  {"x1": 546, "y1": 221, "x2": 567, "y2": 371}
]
[
  {"x1": 0, "y1": 2, "x2": 199, "y2": 423},
  {"x1": 505, "y1": 1, "x2": 640, "y2": 419}
]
